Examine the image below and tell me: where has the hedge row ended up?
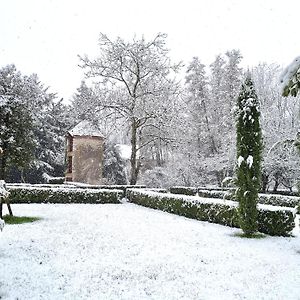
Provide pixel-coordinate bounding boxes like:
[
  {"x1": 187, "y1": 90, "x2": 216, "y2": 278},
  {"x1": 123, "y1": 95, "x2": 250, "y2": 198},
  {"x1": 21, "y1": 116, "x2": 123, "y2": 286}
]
[
  {"x1": 169, "y1": 186, "x2": 198, "y2": 196},
  {"x1": 64, "y1": 183, "x2": 146, "y2": 197},
  {"x1": 126, "y1": 189, "x2": 296, "y2": 236},
  {"x1": 196, "y1": 189, "x2": 300, "y2": 213},
  {"x1": 7, "y1": 186, "x2": 123, "y2": 204},
  {"x1": 7, "y1": 184, "x2": 146, "y2": 198}
]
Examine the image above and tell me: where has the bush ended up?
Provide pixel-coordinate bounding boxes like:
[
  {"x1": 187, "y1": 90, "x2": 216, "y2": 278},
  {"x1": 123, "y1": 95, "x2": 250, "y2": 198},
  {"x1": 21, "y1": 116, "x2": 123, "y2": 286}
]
[
  {"x1": 169, "y1": 186, "x2": 198, "y2": 196},
  {"x1": 7, "y1": 186, "x2": 123, "y2": 204},
  {"x1": 126, "y1": 189, "x2": 296, "y2": 236},
  {"x1": 48, "y1": 177, "x2": 65, "y2": 184},
  {"x1": 196, "y1": 189, "x2": 300, "y2": 213}
]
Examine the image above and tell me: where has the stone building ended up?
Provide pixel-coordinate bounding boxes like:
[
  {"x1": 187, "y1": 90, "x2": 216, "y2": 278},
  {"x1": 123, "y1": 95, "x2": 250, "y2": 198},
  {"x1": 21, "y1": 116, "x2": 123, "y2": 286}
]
[{"x1": 65, "y1": 121, "x2": 104, "y2": 185}]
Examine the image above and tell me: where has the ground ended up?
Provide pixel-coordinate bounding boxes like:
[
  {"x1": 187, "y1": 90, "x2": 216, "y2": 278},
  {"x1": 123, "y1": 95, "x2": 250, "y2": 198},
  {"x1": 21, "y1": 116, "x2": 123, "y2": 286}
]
[{"x1": 0, "y1": 203, "x2": 299, "y2": 300}]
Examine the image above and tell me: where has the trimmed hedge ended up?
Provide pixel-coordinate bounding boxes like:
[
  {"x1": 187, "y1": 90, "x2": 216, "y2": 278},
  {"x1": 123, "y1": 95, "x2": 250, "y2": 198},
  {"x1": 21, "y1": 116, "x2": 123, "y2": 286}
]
[
  {"x1": 64, "y1": 183, "x2": 146, "y2": 197},
  {"x1": 126, "y1": 189, "x2": 296, "y2": 236},
  {"x1": 197, "y1": 189, "x2": 300, "y2": 213},
  {"x1": 7, "y1": 184, "x2": 146, "y2": 198},
  {"x1": 169, "y1": 186, "x2": 198, "y2": 196},
  {"x1": 7, "y1": 186, "x2": 123, "y2": 204}
]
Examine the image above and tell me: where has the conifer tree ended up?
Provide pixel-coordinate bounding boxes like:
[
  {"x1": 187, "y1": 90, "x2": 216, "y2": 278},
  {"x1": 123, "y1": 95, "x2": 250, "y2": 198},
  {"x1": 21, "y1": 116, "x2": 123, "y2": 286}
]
[{"x1": 235, "y1": 75, "x2": 262, "y2": 236}]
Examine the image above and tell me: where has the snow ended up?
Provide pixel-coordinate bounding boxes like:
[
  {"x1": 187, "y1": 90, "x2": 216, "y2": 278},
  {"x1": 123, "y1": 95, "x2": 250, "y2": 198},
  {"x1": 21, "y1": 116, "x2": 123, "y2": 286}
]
[
  {"x1": 237, "y1": 155, "x2": 244, "y2": 167},
  {"x1": 115, "y1": 144, "x2": 132, "y2": 160},
  {"x1": 68, "y1": 120, "x2": 104, "y2": 137},
  {"x1": 246, "y1": 155, "x2": 253, "y2": 168},
  {"x1": 280, "y1": 56, "x2": 300, "y2": 91},
  {"x1": 1, "y1": 203, "x2": 299, "y2": 299}
]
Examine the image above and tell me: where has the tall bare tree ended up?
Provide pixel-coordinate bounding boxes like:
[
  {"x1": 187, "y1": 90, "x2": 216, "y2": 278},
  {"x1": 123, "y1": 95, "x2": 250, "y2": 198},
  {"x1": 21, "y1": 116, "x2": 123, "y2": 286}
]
[{"x1": 79, "y1": 33, "x2": 181, "y2": 184}]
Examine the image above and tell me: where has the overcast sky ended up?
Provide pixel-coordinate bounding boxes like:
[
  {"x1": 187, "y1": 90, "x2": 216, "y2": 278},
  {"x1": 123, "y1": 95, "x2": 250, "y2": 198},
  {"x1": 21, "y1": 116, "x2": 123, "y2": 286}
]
[{"x1": 1, "y1": 0, "x2": 300, "y2": 102}]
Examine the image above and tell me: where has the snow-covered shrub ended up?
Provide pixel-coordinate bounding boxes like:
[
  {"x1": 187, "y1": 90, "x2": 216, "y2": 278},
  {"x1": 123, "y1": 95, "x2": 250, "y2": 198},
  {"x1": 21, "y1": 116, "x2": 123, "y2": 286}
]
[
  {"x1": 127, "y1": 189, "x2": 239, "y2": 227},
  {"x1": 7, "y1": 186, "x2": 123, "y2": 204},
  {"x1": 169, "y1": 186, "x2": 198, "y2": 196},
  {"x1": 63, "y1": 184, "x2": 146, "y2": 198},
  {"x1": 196, "y1": 189, "x2": 300, "y2": 213},
  {"x1": 126, "y1": 189, "x2": 296, "y2": 236}
]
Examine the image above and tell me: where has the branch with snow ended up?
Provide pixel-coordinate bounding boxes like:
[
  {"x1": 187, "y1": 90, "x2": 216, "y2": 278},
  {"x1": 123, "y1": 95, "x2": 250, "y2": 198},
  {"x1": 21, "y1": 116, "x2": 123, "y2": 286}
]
[{"x1": 280, "y1": 56, "x2": 300, "y2": 97}]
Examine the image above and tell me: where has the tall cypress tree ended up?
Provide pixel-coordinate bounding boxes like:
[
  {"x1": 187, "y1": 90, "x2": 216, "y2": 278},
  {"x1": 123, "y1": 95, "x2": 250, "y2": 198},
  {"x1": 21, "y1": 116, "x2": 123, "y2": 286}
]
[{"x1": 235, "y1": 75, "x2": 262, "y2": 236}]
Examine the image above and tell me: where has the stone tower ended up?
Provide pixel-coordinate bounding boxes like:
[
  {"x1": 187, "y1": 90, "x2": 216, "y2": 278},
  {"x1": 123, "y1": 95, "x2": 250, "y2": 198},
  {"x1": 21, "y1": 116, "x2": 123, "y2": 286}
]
[{"x1": 65, "y1": 121, "x2": 104, "y2": 185}]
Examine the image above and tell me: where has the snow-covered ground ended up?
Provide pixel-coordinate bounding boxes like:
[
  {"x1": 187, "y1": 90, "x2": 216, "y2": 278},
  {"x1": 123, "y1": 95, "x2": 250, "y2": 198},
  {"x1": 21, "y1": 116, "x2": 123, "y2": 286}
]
[{"x1": 0, "y1": 203, "x2": 299, "y2": 300}]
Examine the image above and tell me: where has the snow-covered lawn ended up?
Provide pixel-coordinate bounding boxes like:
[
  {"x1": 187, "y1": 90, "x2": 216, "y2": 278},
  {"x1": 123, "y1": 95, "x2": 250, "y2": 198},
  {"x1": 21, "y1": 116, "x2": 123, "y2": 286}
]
[{"x1": 0, "y1": 203, "x2": 299, "y2": 300}]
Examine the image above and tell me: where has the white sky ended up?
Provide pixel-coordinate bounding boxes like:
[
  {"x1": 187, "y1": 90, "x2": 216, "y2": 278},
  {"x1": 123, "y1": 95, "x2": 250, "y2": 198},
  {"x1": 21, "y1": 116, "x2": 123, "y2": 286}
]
[{"x1": 1, "y1": 0, "x2": 300, "y2": 102}]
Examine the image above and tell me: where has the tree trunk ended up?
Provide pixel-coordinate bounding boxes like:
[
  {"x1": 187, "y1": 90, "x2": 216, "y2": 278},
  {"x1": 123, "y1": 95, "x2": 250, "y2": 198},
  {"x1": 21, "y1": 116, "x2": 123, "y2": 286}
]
[
  {"x1": 129, "y1": 122, "x2": 139, "y2": 185},
  {"x1": 0, "y1": 152, "x2": 7, "y2": 180}
]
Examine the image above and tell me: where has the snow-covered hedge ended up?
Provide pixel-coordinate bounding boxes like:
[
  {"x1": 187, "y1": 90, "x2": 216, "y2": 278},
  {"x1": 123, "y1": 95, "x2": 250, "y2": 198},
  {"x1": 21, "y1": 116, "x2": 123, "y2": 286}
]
[
  {"x1": 126, "y1": 189, "x2": 296, "y2": 236},
  {"x1": 7, "y1": 186, "x2": 122, "y2": 204},
  {"x1": 197, "y1": 189, "x2": 300, "y2": 213},
  {"x1": 169, "y1": 186, "x2": 198, "y2": 196},
  {"x1": 48, "y1": 177, "x2": 65, "y2": 184},
  {"x1": 64, "y1": 183, "x2": 146, "y2": 197}
]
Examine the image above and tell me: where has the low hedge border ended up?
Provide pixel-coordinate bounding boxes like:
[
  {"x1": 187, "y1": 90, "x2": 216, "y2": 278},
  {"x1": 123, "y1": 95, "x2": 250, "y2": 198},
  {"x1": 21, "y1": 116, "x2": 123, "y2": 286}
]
[
  {"x1": 7, "y1": 184, "x2": 146, "y2": 198},
  {"x1": 169, "y1": 186, "x2": 198, "y2": 196},
  {"x1": 63, "y1": 183, "x2": 146, "y2": 197},
  {"x1": 126, "y1": 189, "x2": 296, "y2": 236},
  {"x1": 7, "y1": 186, "x2": 123, "y2": 204},
  {"x1": 197, "y1": 189, "x2": 300, "y2": 213}
]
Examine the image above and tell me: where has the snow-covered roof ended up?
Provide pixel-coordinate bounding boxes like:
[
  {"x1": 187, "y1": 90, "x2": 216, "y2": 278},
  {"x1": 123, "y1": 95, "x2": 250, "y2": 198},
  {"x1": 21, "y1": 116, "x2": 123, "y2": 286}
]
[{"x1": 68, "y1": 121, "x2": 104, "y2": 138}]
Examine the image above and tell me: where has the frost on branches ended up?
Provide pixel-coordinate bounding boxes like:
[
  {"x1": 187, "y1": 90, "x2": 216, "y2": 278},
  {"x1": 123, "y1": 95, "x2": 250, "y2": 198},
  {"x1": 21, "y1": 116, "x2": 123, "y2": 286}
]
[{"x1": 280, "y1": 56, "x2": 300, "y2": 97}]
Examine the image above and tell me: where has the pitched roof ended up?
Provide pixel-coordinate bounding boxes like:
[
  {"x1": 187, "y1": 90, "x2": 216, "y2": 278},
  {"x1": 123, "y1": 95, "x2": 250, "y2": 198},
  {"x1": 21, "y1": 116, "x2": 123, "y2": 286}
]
[{"x1": 68, "y1": 120, "x2": 104, "y2": 137}]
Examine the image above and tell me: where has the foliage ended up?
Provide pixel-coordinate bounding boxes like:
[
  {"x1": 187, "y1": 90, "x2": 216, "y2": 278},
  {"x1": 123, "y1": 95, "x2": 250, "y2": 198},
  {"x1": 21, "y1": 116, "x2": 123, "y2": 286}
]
[
  {"x1": 235, "y1": 75, "x2": 262, "y2": 235},
  {"x1": 103, "y1": 142, "x2": 127, "y2": 185},
  {"x1": 7, "y1": 186, "x2": 123, "y2": 204},
  {"x1": 196, "y1": 188, "x2": 300, "y2": 212},
  {"x1": 126, "y1": 189, "x2": 295, "y2": 236},
  {"x1": 0, "y1": 64, "x2": 71, "y2": 183},
  {"x1": 0, "y1": 65, "x2": 35, "y2": 179},
  {"x1": 3, "y1": 215, "x2": 41, "y2": 224},
  {"x1": 169, "y1": 186, "x2": 197, "y2": 196},
  {"x1": 280, "y1": 56, "x2": 300, "y2": 97}
]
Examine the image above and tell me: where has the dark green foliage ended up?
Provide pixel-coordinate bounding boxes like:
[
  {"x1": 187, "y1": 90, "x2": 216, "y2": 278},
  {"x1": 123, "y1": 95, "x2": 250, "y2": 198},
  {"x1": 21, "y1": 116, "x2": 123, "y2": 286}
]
[
  {"x1": 48, "y1": 177, "x2": 65, "y2": 184},
  {"x1": 3, "y1": 215, "x2": 41, "y2": 224},
  {"x1": 63, "y1": 184, "x2": 146, "y2": 198},
  {"x1": 197, "y1": 189, "x2": 300, "y2": 212},
  {"x1": 0, "y1": 66, "x2": 35, "y2": 180},
  {"x1": 127, "y1": 189, "x2": 239, "y2": 227},
  {"x1": 169, "y1": 186, "x2": 198, "y2": 196},
  {"x1": 103, "y1": 143, "x2": 127, "y2": 185},
  {"x1": 257, "y1": 207, "x2": 295, "y2": 236},
  {"x1": 126, "y1": 189, "x2": 295, "y2": 236},
  {"x1": 235, "y1": 75, "x2": 262, "y2": 235},
  {"x1": 7, "y1": 186, "x2": 123, "y2": 204}
]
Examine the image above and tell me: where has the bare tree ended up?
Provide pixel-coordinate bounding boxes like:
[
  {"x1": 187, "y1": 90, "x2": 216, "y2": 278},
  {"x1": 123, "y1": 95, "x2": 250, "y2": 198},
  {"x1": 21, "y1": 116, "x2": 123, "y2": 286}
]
[{"x1": 79, "y1": 33, "x2": 181, "y2": 184}]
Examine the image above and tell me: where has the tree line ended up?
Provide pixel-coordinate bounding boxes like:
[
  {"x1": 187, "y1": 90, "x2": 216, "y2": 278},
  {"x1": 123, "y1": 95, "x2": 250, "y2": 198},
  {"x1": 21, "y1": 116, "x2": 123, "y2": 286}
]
[{"x1": 0, "y1": 33, "x2": 299, "y2": 191}]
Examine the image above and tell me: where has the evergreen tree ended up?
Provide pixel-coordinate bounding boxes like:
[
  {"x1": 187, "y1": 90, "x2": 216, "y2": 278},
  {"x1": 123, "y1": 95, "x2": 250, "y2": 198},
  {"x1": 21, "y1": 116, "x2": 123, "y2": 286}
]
[
  {"x1": 103, "y1": 142, "x2": 127, "y2": 185},
  {"x1": 235, "y1": 75, "x2": 262, "y2": 236},
  {"x1": 0, "y1": 65, "x2": 34, "y2": 180}
]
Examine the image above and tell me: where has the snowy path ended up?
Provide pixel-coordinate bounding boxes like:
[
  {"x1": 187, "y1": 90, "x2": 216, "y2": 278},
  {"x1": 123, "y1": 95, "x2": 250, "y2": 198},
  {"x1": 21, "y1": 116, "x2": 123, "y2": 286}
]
[{"x1": 0, "y1": 203, "x2": 299, "y2": 300}]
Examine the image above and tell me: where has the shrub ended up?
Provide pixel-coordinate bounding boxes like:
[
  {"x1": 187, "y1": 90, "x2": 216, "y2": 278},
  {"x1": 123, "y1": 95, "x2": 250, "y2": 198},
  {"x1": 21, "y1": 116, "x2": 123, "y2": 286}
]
[
  {"x1": 235, "y1": 75, "x2": 263, "y2": 235},
  {"x1": 7, "y1": 186, "x2": 122, "y2": 204},
  {"x1": 48, "y1": 177, "x2": 65, "y2": 184},
  {"x1": 64, "y1": 183, "x2": 146, "y2": 198},
  {"x1": 169, "y1": 186, "x2": 198, "y2": 196},
  {"x1": 126, "y1": 189, "x2": 296, "y2": 236},
  {"x1": 196, "y1": 189, "x2": 300, "y2": 213}
]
